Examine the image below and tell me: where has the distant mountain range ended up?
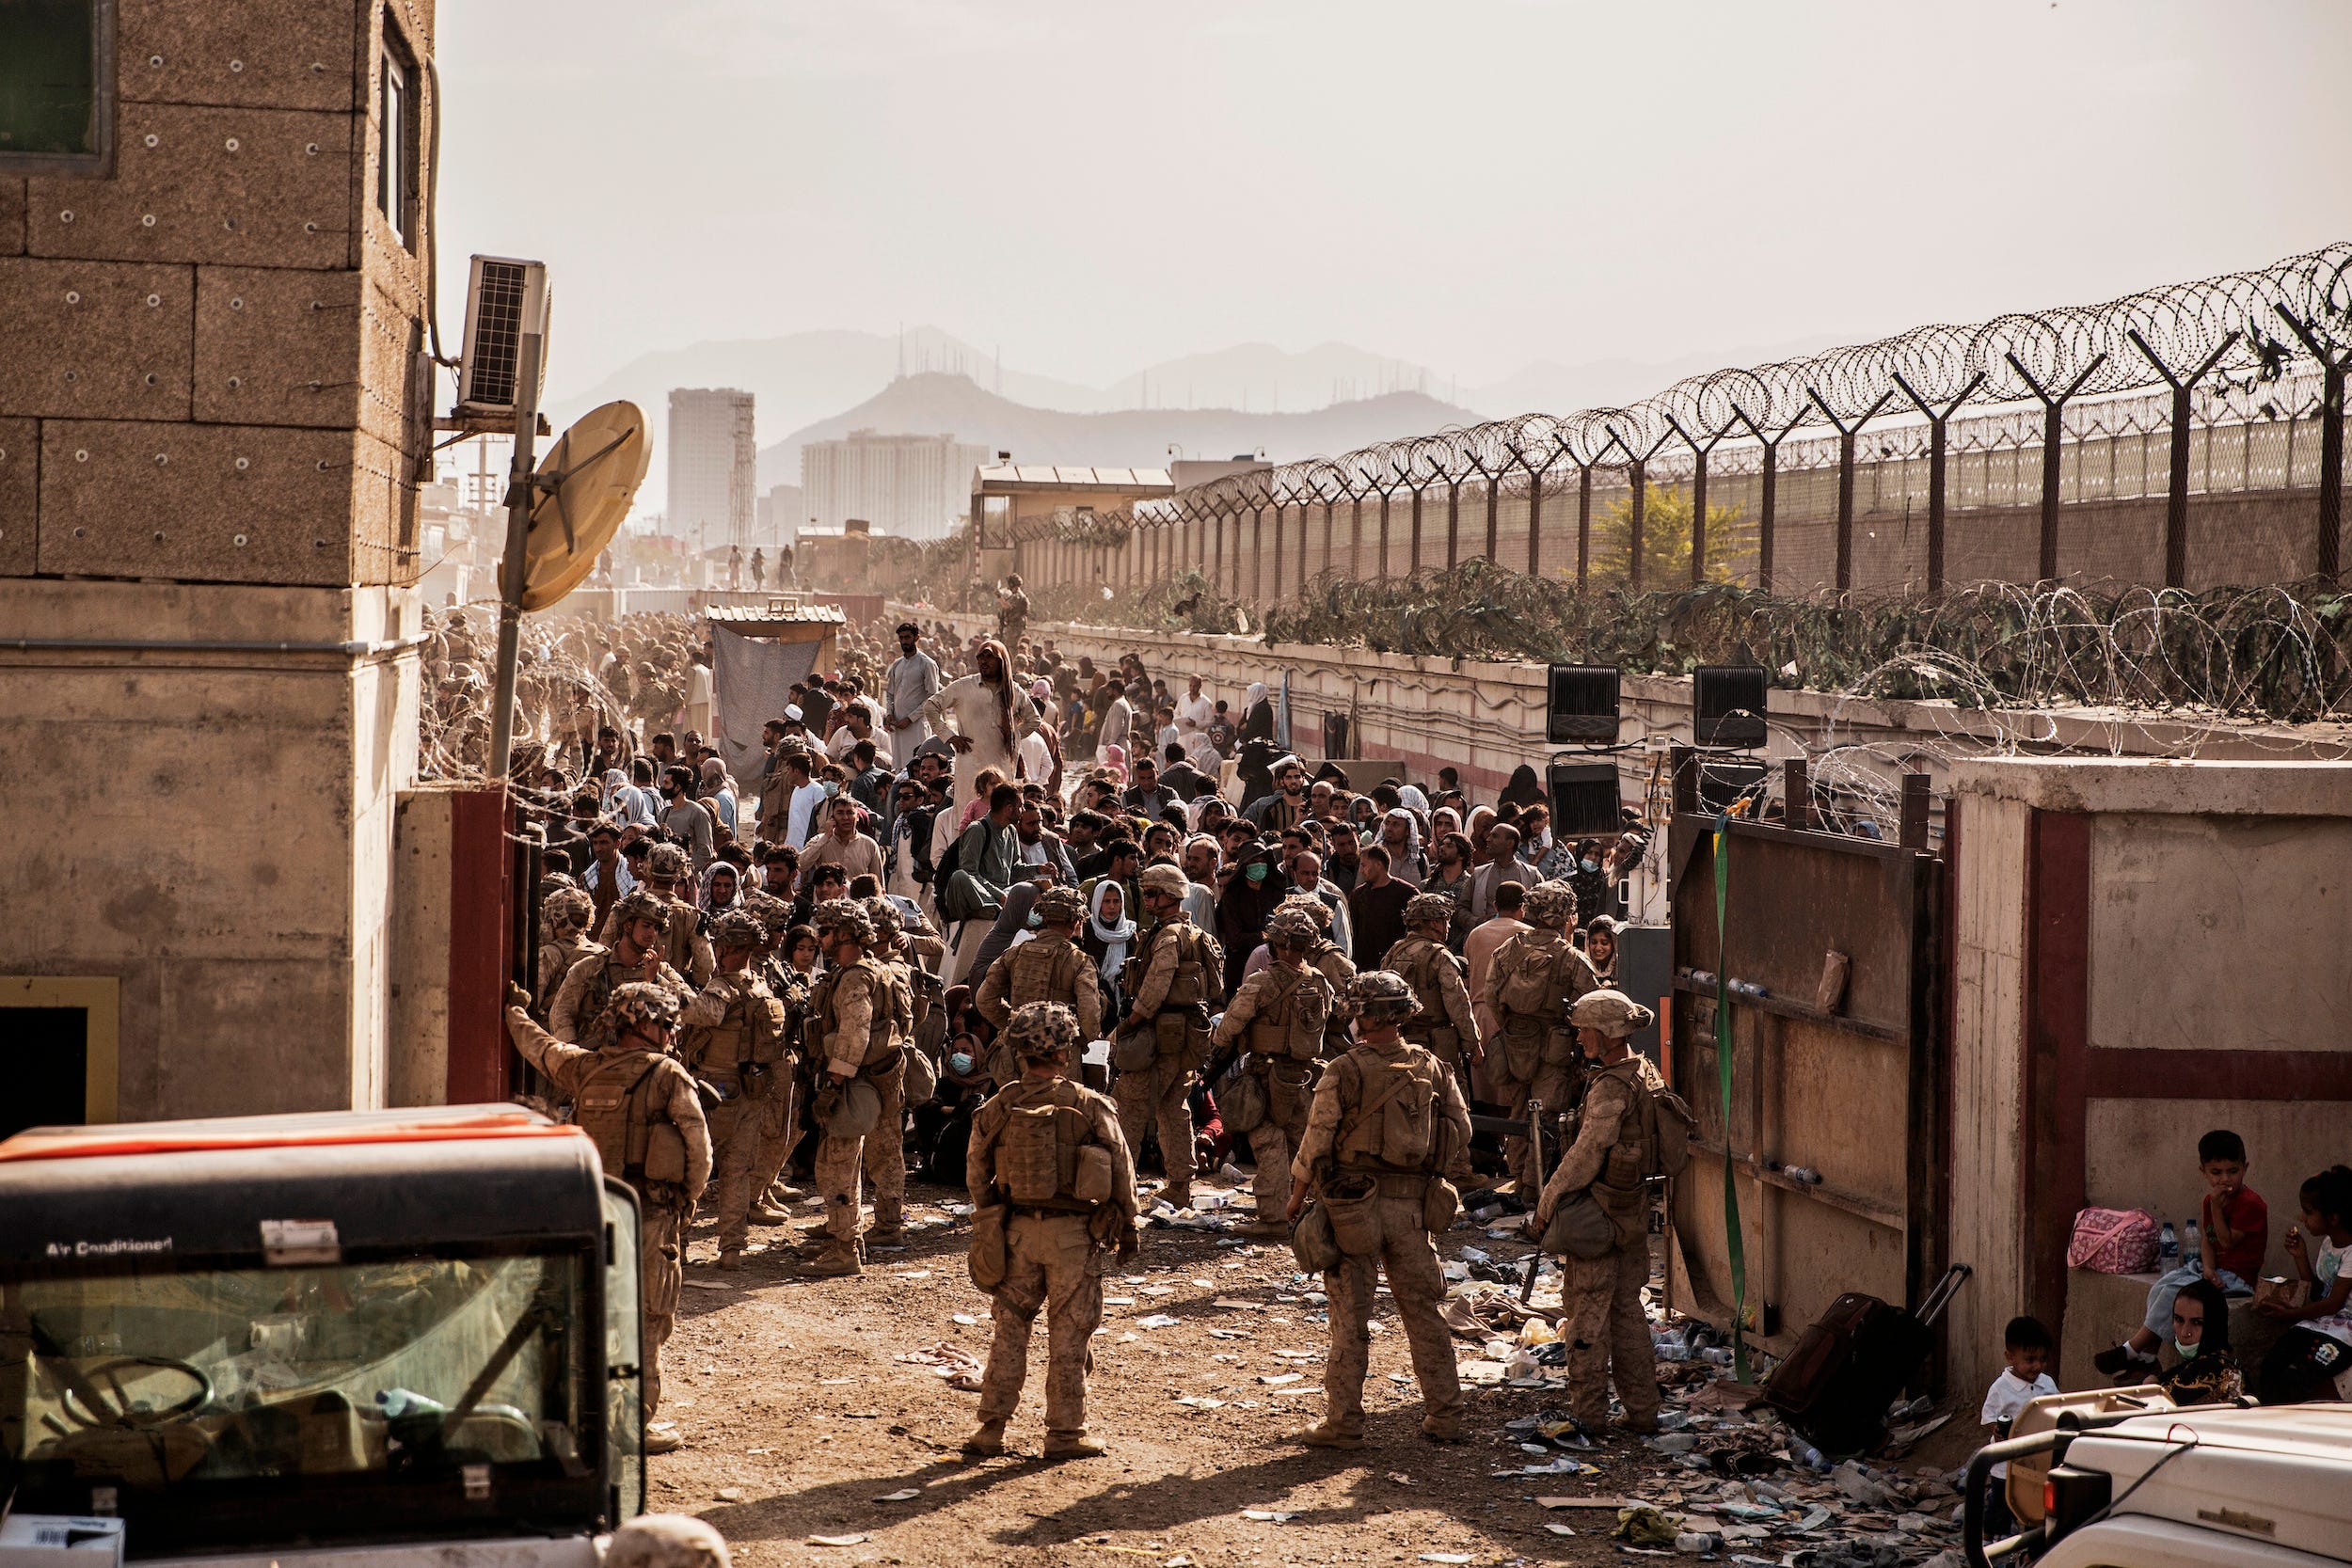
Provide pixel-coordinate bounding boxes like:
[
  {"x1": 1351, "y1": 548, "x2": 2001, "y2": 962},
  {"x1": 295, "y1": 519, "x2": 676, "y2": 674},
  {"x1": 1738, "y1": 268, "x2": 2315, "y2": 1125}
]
[
  {"x1": 755, "y1": 373, "x2": 1474, "y2": 496},
  {"x1": 538, "y1": 324, "x2": 1857, "y2": 521}
]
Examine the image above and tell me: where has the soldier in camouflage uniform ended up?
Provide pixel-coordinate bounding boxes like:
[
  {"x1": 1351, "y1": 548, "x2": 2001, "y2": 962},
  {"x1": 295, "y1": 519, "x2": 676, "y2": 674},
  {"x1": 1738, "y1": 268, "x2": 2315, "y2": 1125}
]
[
  {"x1": 1288, "y1": 971, "x2": 1472, "y2": 1450},
  {"x1": 1532, "y1": 989, "x2": 1667, "y2": 1435},
  {"x1": 1274, "y1": 895, "x2": 1358, "y2": 1057},
  {"x1": 678, "y1": 909, "x2": 789, "y2": 1268},
  {"x1": 859, "y1": 897, "x2": 922, "y2": 1244},
  {"x1": 802, "y1": 900, "x2": 911, "y2": 1276},
  {"x1": 742, "y1": 892, "x2": 809, "y2": 1215},
  {"x1": 975, "y1": 883, "x2": 1102, "y2": 1085},
  {"x1": 963, "y1": 1002, "x2": 1138, "y2": 1461},
  {"x1": 1479, "y1": 880, "x2": 1600, "y2": 1191},
  {"x1": 1386, "y1": 892, "x2": 1482, "y2": 1184},
  {"x1": 599, "y1": 842, "x2": 717, "y2": 986},
  {"x1": 1211, "y1": 905, "x2": 1337, "y2": 1237},
  {"x1": 504, "y1": 981, "x2": 710, "y2": 1449},
  {"x1": 1111, "y1": 863, "x2": 1222, "y2": 1211},
  {"x1": 550, "y1": 888, "x2": 691, "y2": 1042},
  {"x1": 536, "y1": 887, "x2": 603, "y2": 1018}
]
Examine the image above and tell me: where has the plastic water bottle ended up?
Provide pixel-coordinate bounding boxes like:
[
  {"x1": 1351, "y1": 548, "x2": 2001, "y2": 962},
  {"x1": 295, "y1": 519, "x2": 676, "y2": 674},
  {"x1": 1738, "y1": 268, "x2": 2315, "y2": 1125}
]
[
  {"x1": 2159, "y1": 1220, "x2": 2179, "y2": 1265},
  {"x1": 2185, "y1": 1218, "x2": 2201, "y2": 1266}
]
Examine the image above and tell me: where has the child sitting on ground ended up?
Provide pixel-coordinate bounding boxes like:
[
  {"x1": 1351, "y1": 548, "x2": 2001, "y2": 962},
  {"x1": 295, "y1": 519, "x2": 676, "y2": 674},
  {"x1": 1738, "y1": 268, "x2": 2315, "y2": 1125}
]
[
  {"x1": 2094, "y1": 1129, "x2": 2267, "y2": 1379},
  {"x1": 2254, "y1": 1164, "x2": 2352, "y2": 1404},
  {"x1": 1980, "y1": 1315, "x2": 2058, "y2": 1537}
]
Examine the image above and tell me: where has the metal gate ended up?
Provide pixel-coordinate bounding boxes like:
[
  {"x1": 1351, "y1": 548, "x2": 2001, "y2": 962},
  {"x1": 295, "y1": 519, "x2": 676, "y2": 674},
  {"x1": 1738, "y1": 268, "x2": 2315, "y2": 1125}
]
[{"x1": 1662, "y1": 755, "x2": 1947, "y2": 1358}]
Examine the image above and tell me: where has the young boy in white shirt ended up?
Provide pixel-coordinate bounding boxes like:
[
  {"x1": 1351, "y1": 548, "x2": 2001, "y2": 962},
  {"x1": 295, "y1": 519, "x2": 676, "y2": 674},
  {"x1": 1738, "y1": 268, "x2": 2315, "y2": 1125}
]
[{"x1": 1979, "y1": 1315, "x2": 2058, "y2": 1538}]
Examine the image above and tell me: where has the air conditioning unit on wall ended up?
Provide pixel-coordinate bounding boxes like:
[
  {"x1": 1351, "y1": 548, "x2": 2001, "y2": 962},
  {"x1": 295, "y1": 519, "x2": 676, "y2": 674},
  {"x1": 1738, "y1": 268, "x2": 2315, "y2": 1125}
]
[{"x1": 453, "y1": 255, "x2": 550, "y2": 424}]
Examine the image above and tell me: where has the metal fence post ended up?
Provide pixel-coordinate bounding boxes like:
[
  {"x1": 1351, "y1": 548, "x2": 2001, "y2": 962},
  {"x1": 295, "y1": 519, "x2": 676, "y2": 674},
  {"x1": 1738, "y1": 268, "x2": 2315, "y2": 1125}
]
[
  {"x1": 2007, "y1": 353, "x2": 2106, "y2": 582},
  {"x1": 2276, "y1": 307, "x2": 2349, "y2": 581},
  {"x1": 1893, "y1": 371, "x2": 1983, "y2": 593}
]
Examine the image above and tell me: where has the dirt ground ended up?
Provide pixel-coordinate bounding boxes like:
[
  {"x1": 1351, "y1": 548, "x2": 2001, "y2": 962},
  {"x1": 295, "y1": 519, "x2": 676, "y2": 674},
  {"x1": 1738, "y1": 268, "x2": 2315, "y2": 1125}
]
[{"x1": 652, "y1": 1177, "x2": 1979, "y2": 1568}]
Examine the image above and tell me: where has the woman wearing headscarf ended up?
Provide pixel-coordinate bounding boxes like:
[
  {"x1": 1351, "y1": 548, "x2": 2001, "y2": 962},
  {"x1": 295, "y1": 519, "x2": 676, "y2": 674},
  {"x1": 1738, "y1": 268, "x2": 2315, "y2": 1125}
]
[
  {"x1": 1238, "y1": 681, "x2": 1276, "y2": 744},
  {"x1": 1582, "y1": 914, "x2": 1623, "y2": 987},
  {"x1": 1498, "y1": 764, "x2": 1546, "y2": 812},
  {"x1": 2154, "y1": 1276, "x2": 2243, "y2": 1402},
  {"x1": 1081, "y1": 879, "x2": 1137, "y2": 1027}
]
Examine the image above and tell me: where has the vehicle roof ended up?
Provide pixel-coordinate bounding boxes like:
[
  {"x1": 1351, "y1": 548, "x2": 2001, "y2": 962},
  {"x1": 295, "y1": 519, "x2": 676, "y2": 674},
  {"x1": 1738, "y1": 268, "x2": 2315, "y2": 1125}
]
[
  {"x1": 0, "y1": 1105, "x2": 605, "y2": 1268},
  {"x1": 2108, "y1": 1401, "x2": 2352, "y2": 1458}
]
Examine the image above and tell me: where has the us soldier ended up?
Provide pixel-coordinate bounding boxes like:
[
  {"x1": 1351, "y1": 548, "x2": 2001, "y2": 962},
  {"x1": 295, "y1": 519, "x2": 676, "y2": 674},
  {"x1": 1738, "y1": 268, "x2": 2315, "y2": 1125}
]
[
  {"x1": 1480, "y1": 880, "x2": 1600, "y2": 1190},
  {"x1": 975, "y1": 883, "x2": 1102, "y2": 1085},
  {"x1": 1111, "y1": 863, "x2": 1222, "y2": 1211},
  {"x1": 1278, "y1": 896, "x2": 1358, "y2": 1058},
  {"x1": 536, "y1": 887, "x2": 603, "y2": 1017},
  {"x1": 1530, "y1": 990, "x2": 1668, "y2": 1436},
  {"x1": 1210, "y1": 906, "x2": 1336, "y2": 1239},
  {"x1": 1285, "y1": 971, "x2": 1471, "y2": 1449},
  {"x1": 802, "y1": 900, "x2": 904, "y2": 1275},
  {"x1": 743, "y1": 893, "x2": 808, "y2": 1216},
  {"x1": 859, "y1": 897, "x2": 922, "y2": 1245},
  {"x1": 599, "y1": 842, "x2": 717, "y2": 986},
  {"x1": 1386, "y1": 892, "x2": 1482, "y2": 1184},
  {"x1": 551, "y1": 888, "x2": 690, "y2": 1042},
  {"x1": 962, "y1": 1001, "x2": 1139, "y2": 1461},
  {"x1": 504, "y1": 981, "x2": 710, "y2": 1451},
  {"x1": 678, "y1": 910, "x2": 788, "y2": 1269}
]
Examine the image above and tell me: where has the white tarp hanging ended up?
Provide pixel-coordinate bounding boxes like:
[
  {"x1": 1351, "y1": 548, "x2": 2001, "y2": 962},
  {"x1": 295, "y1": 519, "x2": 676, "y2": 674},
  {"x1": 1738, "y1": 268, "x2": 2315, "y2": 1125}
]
[{"x1": 711, "y1": 626, "x2": 820, "y2": 807}]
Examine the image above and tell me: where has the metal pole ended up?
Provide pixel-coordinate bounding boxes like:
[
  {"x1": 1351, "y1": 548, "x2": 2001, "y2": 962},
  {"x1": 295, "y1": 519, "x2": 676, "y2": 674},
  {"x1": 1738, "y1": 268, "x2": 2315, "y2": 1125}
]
[{"x1": 487, "y1": 329, "x2": 545, "y2": 780}]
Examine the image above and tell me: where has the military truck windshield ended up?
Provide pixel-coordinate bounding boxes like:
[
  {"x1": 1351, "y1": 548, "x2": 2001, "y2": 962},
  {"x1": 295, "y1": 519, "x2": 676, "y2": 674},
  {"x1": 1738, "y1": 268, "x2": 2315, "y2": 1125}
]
[{"x1": 2, "y1": 1252, "x2": 590, "y2": 1512}]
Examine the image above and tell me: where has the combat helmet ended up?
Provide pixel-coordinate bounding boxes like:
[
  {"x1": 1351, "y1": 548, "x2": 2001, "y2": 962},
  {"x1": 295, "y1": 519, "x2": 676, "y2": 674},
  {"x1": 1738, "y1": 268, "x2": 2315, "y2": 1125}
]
[
  {"x1": 1004, "y1": 1000, "x2": 1081, "y2": 1063},
  {"x1": 645, "y1": 843, "x2": 691, "y2": 883},
  {"x1": 812, "y1": 899, "x2": 873, "y2": 946},
  {"x1": 1034, "y1": 884, "x2": 1088, "y2": 927},
  {"x1": 1348, "y1": 969, "x2": 1417, "y2": 1025},
  {"x1": 1521, "y1": 879, "x2": 1579, "y2": 929},
  {"x1": 603, "y1": 981, "x2": 681, "y2": 1044},
  {"x1": 710, "y1": 909, "x2": 765, "y2": 953},
  {"x1": 1138, "y1": 863, "x2": 1188, "y2": 898},
  {"x1": 1277, "y1": 894, "x2": 1333, "y2": 929},
  {"x1": 1569, "y1": 988, "x2": 1655, "y2": 1038},
  {"x1": 544, "y1": 886, "x2": 595, "y2": 934},
  {"x1": 612, "y1": 887, "x2": 670, "y2": 933},
  {"x1": 1263, "y1": 905, "x2": 1320, "y2": 950},
  {"x1": 1403, "y1": 892, "x2": 1455, "y2": 929}
]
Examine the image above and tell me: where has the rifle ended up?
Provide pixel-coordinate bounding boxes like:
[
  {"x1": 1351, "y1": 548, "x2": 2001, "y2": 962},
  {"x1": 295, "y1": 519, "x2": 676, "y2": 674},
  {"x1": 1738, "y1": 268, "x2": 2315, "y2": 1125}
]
[{"x1": 1518, "y1": 1097, "x2": 1544, "y2": 1305}]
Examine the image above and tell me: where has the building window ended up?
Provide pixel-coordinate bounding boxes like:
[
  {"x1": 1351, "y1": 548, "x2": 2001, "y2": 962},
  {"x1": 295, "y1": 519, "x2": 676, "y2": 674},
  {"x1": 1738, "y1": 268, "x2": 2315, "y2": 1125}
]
[
  {"x1": 0, "y1": 0, "x2": 114, "y2": 175},
  {"x1": 378, "y1": 26, "x2": 418, "y2": 247}
]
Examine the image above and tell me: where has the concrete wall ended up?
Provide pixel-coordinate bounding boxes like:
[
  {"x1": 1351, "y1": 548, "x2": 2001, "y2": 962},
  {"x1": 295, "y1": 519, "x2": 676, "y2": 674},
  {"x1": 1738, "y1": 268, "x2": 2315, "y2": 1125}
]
[
  {"x1": 0, "y1": 2, "x2": 437, "y2": 1122},
  {"x1": 1947, "y1": 758, "x2": 2352, "y2": 1392},
  {"x1": 0, "y1": 579, "x2": 418, "y2": 1117}
]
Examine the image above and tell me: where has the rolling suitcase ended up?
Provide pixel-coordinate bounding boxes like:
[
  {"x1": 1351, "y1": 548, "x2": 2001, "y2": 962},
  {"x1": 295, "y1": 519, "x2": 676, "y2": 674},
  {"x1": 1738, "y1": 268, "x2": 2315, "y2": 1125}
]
[{"x1": 1763, "y1": 1263, "x2": 1969, "y2": 1457}]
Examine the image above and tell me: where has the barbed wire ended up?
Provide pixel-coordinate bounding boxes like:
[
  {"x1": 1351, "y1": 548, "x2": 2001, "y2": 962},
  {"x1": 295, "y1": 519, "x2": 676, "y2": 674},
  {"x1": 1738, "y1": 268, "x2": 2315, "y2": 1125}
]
[{"x1": 1102, "y1": 243, "x2": 2350, "y2": 541}]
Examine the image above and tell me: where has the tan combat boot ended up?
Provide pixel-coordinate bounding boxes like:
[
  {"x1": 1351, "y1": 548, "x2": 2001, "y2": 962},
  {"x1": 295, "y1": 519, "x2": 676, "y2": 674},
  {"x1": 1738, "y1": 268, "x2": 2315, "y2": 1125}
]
[
  {"x1": 798, "y1": 1243, "x2": 863, "y2": 1278},
  {"x1": 961, "y1": 1418, "x2": 1007, "y2": 1456},
  {"x1": 716, "y1": 1247, "x2": 744, "y2": 1271},
  {"x1": 1287, "y1": 1419, "x2": 1365, "y2": 1450},
  {"x1": 1042, "y1": 1433, "x2": 1106, "y2": 1460},
  {"x1": 1419, "y1": 1416, "x2": 1467, "y2": 1443}
]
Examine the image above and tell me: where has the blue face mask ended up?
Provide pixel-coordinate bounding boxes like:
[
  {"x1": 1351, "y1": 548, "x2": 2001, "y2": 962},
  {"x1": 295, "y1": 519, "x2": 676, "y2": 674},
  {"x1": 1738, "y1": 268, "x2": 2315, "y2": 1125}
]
[
  {"x1": 948, "y1": 1052, "x2": 975, "y2": 1077},
  {"x1": 1026, "y1": 911, "x2": 1043, "y2": 928},
  {"x1": 822, "y1": 781, "x2": 839, "y2": 800},
  {"x1": 1581, "y1": 858, "x2": 1600, "y2": 874}
]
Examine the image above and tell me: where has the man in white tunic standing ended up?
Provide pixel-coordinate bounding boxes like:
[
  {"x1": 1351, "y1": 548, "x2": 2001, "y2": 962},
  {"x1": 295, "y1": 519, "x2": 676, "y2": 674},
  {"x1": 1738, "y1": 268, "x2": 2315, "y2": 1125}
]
[
  {"x1": 883, "y1": 622, "x2": 943, "y2": 758},
  {"x1": 919, "y1": 638, "x2": 1042, "y2": 787}
]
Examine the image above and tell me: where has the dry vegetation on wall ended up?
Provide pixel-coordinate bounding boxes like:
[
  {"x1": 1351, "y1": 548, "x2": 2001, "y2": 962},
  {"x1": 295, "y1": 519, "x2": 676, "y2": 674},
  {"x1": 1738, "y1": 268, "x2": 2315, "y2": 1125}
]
[{"x1": 1252, "y1": 561, "x2": 2352, "y2": 723}]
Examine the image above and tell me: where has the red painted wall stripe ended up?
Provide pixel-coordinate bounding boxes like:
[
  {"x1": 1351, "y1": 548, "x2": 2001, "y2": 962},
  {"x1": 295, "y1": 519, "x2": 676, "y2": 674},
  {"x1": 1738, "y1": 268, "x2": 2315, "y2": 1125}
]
[
  {"x1": 444, "y1": 787, "x2": 514, "y2": 1105},
  {"x1": 2083, "y1": 1047, "x2": 2352, "y2": 1101}
]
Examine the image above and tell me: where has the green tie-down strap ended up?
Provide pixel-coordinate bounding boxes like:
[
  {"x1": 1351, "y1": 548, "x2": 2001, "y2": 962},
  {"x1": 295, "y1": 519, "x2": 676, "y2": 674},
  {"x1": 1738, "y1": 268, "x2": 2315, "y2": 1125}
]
[{"x1": 1714, "y1": 813, "x2": 1749, "y2": 1384}]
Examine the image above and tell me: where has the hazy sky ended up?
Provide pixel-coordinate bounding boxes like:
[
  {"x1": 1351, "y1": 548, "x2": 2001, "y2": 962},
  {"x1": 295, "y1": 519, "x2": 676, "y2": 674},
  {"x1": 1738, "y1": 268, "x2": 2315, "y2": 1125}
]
[{"x1": 434, "y1": 0, "x2": 2352, "y2": 405}]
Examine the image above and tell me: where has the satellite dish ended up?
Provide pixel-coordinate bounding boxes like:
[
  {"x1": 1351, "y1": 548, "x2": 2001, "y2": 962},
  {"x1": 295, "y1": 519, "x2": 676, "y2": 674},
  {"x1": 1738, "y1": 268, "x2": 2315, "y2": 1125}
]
[{"x1": 498, "y1": 400, "x2": 651, "y2": 610}]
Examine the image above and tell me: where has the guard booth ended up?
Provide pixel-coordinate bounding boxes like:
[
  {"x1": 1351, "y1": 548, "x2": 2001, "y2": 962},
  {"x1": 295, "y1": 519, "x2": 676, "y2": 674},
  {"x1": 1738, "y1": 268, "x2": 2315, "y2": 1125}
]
[
  {"x1": 706, "y1": 596, "x2": 846, "y2": 792},
  {"x1": 1661, "y1": 753, "x2": 1951, "y2": 1365}
]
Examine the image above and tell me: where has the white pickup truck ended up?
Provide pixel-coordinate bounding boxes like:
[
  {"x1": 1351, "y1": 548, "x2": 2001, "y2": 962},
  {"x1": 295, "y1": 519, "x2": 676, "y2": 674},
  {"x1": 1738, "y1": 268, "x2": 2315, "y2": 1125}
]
[{"x1": 1965, "y1": 1390, "x2": 2352, "y2": 1568}]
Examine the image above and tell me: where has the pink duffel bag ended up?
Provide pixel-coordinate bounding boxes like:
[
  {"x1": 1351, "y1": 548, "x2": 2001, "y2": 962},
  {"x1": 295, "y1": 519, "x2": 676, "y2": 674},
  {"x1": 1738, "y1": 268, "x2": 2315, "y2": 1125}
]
[{"x1": 2067, "y1": 1207, "x2": 2158, "y2": 1274}]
